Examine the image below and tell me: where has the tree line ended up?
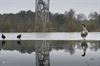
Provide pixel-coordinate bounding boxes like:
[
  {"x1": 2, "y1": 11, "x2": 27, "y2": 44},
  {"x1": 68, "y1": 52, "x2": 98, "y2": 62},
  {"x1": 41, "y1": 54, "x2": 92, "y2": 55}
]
[{"x1": 0, "y1": 9, "x2": 100, "y2": 32}]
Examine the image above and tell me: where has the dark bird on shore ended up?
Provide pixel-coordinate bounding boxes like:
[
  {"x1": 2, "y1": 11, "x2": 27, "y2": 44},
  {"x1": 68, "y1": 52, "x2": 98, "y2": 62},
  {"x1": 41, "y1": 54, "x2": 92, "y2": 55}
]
[
  {"x1": 1, "y1": 34, "x2": 6, "y2": 40},
  {"x1": 81, "y1": 24, "x2": 88, "y2": 39},
  {"x1": 17, "y1": 34, "x2": 21, "y2": 40}
]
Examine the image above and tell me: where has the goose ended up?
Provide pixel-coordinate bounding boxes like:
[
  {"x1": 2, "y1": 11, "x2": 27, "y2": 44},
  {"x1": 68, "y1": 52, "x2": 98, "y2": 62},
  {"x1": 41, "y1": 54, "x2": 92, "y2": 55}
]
[
  {"x1": 81, "y1": 24, "x2": 88, "y2": 39},
  {"x1": 17, "y1": 34, "x2": 21, "y2": 40},
  {"x1": 1, "y1": 34, "x2": 6, "y2": 40}
]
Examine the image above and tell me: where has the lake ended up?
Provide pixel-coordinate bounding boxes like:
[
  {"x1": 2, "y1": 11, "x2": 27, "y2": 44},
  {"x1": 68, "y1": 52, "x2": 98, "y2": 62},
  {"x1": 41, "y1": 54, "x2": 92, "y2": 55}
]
[{"x1": 0, "y1": 40, "x2": 100, "y2": 66}]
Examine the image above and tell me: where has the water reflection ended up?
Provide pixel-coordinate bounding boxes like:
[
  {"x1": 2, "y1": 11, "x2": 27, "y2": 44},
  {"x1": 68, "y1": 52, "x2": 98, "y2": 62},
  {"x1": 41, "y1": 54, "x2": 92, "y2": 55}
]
[
  {"x1": 17, "y1": 40, "x2": 21, "y2": 45},
  {"x1": 0, "y1": 40, "x2": 100, "y2": 55},
  {"x1": 1, "y1": 40, "x2": 6, "y2": 47},
  {"x1": 0, "y1": 40, "x2": 100, "y2": 54},
  {"x1": 35, "y1": 41, "x2": 50, "y2": 66},
  {"x1": 0, "y1": 40, "x2": 100, "y2": 66},
  {"x1": 81, "y1": 40, "x2": 88, "y2": 57}
]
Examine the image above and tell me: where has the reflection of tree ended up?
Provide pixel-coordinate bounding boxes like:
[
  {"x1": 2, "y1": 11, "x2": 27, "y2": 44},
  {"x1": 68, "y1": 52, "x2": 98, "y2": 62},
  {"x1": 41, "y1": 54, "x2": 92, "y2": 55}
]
[
  {"x1": 89, "y1": 41, "x2": 100, "y2": 51},
  {"x1": 50, "y1": 41, "x2": 76, "y2": 55},
  {"x1": 0, "y1": 40, "x2": 100, "y2": 54},
  {"x1": 64, "y1": 41, "x2": 76, "y2": 55},
  {"x1": 50, "y1": 41, "x2": 66, "y2": 51},
  {"x1": 0, "y1": 41, "x2": 36, "y2": 54}
]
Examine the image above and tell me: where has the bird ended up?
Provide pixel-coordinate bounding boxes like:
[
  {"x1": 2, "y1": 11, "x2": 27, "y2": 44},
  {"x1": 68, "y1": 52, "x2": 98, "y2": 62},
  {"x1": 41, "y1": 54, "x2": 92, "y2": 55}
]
[
  {"x1": 81, "y1": 24, "x2": 88, "y2": 39},
  {"x1": 2, "y1": 40, "x2": 6, "y2": 47},
  {"x1": 17, "y1": 34, "x2": 21, "y2": 40},
  {"x1": 1, "y1": 34, "x2": 6, "y2": 40}
]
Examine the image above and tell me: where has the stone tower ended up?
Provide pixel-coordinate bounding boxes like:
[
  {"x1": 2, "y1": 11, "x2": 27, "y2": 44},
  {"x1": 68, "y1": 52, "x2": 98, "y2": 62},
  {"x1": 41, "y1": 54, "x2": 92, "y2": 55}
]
[{"x1": 35, "y1": 0, "x2": 50, "y2": 32}]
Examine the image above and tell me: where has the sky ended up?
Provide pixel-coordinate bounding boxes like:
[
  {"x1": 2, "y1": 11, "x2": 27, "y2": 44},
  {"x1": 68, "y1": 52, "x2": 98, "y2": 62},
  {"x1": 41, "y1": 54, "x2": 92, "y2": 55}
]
[{"x1": 0, "y1": 0, "x2": 100, "y2": 16}]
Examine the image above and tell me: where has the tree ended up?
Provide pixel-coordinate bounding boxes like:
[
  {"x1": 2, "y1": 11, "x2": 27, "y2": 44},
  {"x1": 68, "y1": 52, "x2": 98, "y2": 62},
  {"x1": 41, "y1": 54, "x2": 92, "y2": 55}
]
[
  {"x1": 77, "y1": 14, "x2": 87, "y2": 22},
  {"x1": 66, "y1": 9, "x2": 75, "y2": 21},
  {"x1": 89, "y1": 12, "x2": 98, "y2": 21}
]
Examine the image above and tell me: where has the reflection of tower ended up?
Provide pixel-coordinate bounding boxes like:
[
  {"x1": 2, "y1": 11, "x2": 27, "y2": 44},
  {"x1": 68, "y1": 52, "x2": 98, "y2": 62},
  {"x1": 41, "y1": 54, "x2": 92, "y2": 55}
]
[
  {"x1": 35, "y1": 41, "x2": 50, "y2": 66},
  {"x1": 35, "y1": 0, "x2": 50, "y2": 32}
]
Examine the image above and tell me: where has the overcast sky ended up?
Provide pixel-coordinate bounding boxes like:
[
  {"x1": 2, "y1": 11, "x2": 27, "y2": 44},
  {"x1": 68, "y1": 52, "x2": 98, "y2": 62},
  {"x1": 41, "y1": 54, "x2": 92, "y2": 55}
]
[{"x1": 0, "y1": 0, "x2": 100, "y2": 15}]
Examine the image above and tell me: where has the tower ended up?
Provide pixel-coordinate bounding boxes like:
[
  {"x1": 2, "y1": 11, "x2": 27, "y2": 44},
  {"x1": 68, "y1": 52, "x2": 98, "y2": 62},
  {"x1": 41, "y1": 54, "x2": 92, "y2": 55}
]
[{"x1": 35, "y1": 0, "x2": 50, "y2": 32}]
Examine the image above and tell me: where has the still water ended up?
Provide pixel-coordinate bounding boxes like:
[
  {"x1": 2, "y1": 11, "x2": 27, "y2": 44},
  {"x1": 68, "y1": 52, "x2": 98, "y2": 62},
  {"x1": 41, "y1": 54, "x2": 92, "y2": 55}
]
[{"x1": 0, "y1": 40, "x2": 100, "y2": 66}]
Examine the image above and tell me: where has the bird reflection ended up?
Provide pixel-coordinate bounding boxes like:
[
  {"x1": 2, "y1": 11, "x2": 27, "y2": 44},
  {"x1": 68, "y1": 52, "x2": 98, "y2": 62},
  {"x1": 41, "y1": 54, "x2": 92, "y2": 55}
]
[
  {"x1": 2, "y1": 40, "x2": 6, "y2": 47},
  {"x1": 17, "y1": 40, "x2": 21, "y2": 45},
  {"x1": 81, "y1": 40, "x2": 88, "y2": 57}
]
